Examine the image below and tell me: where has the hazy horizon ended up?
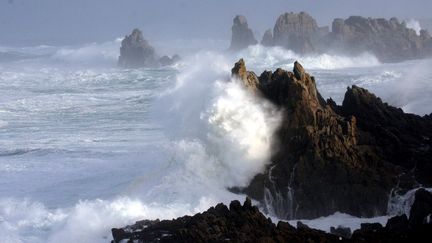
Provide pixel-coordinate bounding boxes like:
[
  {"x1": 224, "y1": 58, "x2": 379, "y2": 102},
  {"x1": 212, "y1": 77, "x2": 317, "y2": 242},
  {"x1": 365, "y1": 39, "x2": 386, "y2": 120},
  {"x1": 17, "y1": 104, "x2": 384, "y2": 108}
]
[{"x1": 1, "y1": 0, "x2": 432, "y2": 46}]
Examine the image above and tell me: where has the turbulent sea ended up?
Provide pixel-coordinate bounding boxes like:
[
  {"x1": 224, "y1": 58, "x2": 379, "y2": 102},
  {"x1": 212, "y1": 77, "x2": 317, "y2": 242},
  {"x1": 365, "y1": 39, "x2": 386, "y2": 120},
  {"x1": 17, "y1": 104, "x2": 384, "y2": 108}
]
[{"x1": 0, "y1": 40, "x2": 432, "y2": 242}]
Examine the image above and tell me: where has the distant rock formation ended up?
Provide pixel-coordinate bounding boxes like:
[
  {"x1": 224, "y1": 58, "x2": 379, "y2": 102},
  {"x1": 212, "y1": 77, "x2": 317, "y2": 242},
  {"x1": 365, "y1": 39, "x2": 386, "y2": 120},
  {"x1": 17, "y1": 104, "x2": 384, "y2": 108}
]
[
  {"x1": 330, "y1": 16, "x2": 432, "y2": 62},
  {"x1": 231, "y1": 59, "x2": 432, "y2": 219},
  {"x1": 261, "y1": 29, "x2": 274, "y2": 46},
  {"x1": 229, "y1": 15, "x2": 258, "y2": 51},
  {"x1": 112, "y1": 190, "x2": 432, "y2": 242},
  {"x1": 118, "y1": 29, "x2": 157, "y2": 68},
  {"x1": 254, "y1": 12, "x2": 432, "y2": 62},
  {"x1": 118, "y1": 29, "x2": 180, "y2": 68},
  {"x1": 272, "y1": 12, "x2": 321, "y2": 53}
]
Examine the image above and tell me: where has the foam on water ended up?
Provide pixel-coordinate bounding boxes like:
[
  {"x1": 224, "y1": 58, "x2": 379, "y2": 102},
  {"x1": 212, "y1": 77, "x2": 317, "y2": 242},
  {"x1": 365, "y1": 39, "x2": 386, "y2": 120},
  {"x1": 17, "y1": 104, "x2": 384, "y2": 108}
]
[{"x1": 235, "y1": 45, "x2": 381, "y2": 71}]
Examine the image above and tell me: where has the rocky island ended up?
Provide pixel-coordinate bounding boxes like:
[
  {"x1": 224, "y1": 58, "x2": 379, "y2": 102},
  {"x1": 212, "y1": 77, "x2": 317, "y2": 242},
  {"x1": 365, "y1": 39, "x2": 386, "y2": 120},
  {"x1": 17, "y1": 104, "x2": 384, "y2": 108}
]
[
  {"x1": 229, "y1": 12, "x2": 432, "y2": 62},
  {"x1": 229, "y1": 15, "x2": 258, "y2": 51},
  {"x1": 118, "y1": 28, "x2": 180, "y2": 68}
]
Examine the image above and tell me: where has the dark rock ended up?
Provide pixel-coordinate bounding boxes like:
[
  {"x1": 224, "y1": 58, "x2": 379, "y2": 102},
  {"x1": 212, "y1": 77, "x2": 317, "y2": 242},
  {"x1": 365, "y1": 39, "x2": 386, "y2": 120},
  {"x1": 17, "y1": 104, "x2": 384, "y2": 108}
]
[
  {"x1": 273, "y1": 12, "x2": 320, "y2": 53},
  {"x1": 360, "y1": 223, "x2": 383, "y2": 232},
  {"x1": 235, "y1": 59, "x2": 399, "y2": 219},
  {"x1": 229, "y1": 15, "x2": 257, "y2": 51},
  {"x1": 118, "y1": 28, "x2": 157, "y2": 68},
  {"x1": 233, "y1": 59, "x2": 431, "y2": 220},
  {"x1": 330, "y1": 226, "x2": 352, "y2": 239},
  {"x1": 261, "y1": 29, "x2": 274, "y2": 46},
  {"x1": 112, "y1": 197, "x2": 432, "y2": 242},
  {"x1": 385, "y1": 214, "x2": 409, "y2": 231},
  {"x1": 409, "y1": 189, "x2": 432, "y2": 226},
  {"x1": 111, "y1": 198, "x2": 340, "y2": 243},
  {"x1": 340, "y1": 86, "x2": 432, "y2": 186}
]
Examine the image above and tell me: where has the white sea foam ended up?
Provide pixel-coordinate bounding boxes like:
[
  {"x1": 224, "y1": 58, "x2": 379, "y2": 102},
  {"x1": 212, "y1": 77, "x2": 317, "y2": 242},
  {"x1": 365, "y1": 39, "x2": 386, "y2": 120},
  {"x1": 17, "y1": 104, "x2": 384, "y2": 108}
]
[
  {"x1": 235, "y1": 45, "x2": 381, "y2": 71},
  {"x1": 406, "y1": 19, "x2": 422, "y2": 35}
]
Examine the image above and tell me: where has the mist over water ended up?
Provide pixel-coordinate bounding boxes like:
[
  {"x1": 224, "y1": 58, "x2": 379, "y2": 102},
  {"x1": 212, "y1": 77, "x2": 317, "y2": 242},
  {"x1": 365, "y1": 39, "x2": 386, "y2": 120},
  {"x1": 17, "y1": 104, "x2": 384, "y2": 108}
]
[{"x1": 1, "y1": 38, "x2": 432, "y2": 242}]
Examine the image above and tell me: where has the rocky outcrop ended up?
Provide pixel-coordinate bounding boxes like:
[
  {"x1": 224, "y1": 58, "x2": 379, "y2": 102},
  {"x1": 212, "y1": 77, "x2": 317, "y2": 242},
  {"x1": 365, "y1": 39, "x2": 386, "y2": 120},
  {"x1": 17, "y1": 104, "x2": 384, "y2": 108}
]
[
  {"x1": 112, "y1": 192, "x2": 432, "y2": 242},
  {"x1": 229, "y1": 15, "x2": 258, "y2": 51},
  {"x1": 257, "y1": 12, "x2": 432, "y2": 62},
  {"x1": 118, "y1": 29, "x2": 157, "y2": 68},
  {"x1": 330, "y1": 16, "x2": 432, "y2": 62},
  {"x1": 261, "y1": 29, "x2": 274, "y2": 46},
  {"x1": 231, "y1": 59, "x2": 432, "y2": 219},
  {"x1": 118, "y1": 29, "x2": 180, "y2": 68},
  {"x1": 272, "y1": 12, "x2": 320, "y2": 54}
]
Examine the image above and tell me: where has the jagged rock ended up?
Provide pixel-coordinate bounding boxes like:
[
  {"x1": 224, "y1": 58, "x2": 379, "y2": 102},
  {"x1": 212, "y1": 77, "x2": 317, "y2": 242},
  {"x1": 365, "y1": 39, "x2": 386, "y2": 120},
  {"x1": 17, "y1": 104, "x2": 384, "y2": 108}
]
[
  {"x1": 111, "y1": 198, "x2": 339, "y2": 243},
  {"x1": 232, "y1": 59, "x2": 431, "y2": 220},
  {"x1": 409, "y1": 189, "x2": 432, "y2": 226},
  {"x1": 229, "y1": 15, "x2": 258, "y2": 51},
  {"x1": 339, "y1": 86, "x2": 432, "y2": 186},
  {"x1": 261, "y1": 29, "x2": 274, "y2": 46},
  {"x1": 272, "y1": 12, "x2": 320, "y2": 53},
  {"x1": 257, "y1": 12, "x2": 432, "y2": 62},
  {"x1": 118, "y1": 29, "x2": 157, "y2": 68},
  {"x1": 330, "y1": 226, "x2": 352, "y2": 239},
  {"x1": 112, "y1": 198, "x2": 432, "y2": 243},
  {"x1": 330, "y1": 16, "x2": 432, "y2": 62},
  {"x1": 385, "y1": 214, "x2": 409, "y2": 231},
  {"x1": 231, "y1": 58, "x2": 260, "y2": 91}
]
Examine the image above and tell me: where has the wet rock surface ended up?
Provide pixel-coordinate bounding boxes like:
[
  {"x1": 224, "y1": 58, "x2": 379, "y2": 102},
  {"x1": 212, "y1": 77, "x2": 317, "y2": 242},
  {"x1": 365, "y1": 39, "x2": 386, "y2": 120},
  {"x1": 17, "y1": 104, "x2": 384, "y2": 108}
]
[
  {"x1": 231, "y1": 59, "x2": 432, "y2": 219},
  {"x1": 112, "y1": 191, "x2": 432, "y2": 243},
  {"x1": 229, "y1": 15, "x2": 258, "y2": 51}
]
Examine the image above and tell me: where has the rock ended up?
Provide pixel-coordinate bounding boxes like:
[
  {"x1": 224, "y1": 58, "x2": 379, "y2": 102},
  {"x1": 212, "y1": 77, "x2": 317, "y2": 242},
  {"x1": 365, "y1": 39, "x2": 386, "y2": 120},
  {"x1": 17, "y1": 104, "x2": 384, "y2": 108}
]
[
  {"x1": 118, "y1": 28, "x2": 158, "y2": 68},
  {"x1": 385, "y1": 214, "x2": 409, "y2": 231},
  {"x1": 340, "y1": 86, "x2": 432, "y2": 186},
  {"x1": 259, "y1": 12, "x2": 432, "y2": 62},
  {"x1": 158, "y1": 54, "x2": 181, "y2": 66},
  {"x1": 232, "y1": 59, "x2": 431, "y2": 220},
  {"x1": 272, "y1": 12, "x2": 320, "y2": 53},
  {"x1": 330, "y1": 226, "x2": 352, "y2": 239},
  {"x1": 229, "y1": 15, "x2": 258, "y2": 51},
  {"x1": 111, "y1": 198, "x2": 340, "y2": 243},
  {"x1": 261, "y1": 29, "x2": 274, "y2": 46},
  {"x1": 329, "y1": 16, "x2": 432, "y2": 62},
  {"x1": 409, "y1": 189, "x2": 432, "y2": 226},
  {"x1": 111, "y1": 197, "x2": 432, "y2": 242},
  {"x1": 231, "y1": 58, "x2": 260, "y2": 91}
]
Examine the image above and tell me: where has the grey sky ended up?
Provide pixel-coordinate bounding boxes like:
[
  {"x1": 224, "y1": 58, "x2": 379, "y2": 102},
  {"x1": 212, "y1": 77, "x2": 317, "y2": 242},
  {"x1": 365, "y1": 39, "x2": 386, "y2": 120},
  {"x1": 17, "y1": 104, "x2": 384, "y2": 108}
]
[{"x1": 1, "y1": 0, "x2": 431, "y2": 45}]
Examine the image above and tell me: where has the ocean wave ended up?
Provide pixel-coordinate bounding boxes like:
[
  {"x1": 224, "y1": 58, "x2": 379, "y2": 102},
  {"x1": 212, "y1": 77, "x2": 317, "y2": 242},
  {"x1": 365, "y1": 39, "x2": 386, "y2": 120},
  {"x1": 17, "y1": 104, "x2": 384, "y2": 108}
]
[{"x1": 234, "y1": 45, "x2": 381, "y2": 71}]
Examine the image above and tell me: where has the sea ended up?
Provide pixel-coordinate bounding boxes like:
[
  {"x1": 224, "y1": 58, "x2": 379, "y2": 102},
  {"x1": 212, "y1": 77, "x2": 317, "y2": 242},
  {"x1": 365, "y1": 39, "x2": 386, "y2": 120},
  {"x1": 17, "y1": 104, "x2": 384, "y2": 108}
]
[{"x1": 0, "y1": 39, "x2": 431, "y2": 242}]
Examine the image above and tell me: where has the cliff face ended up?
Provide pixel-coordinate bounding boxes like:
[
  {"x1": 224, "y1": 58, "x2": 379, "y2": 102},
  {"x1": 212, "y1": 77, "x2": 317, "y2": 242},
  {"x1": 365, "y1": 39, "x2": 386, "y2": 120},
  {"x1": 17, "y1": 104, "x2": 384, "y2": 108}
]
[
  {"x1": 232, "y1": 59, "x2": 432, "y2": 219},
  {"x1": 229, "y1": 15, "x2": 258, "y2": 51}
]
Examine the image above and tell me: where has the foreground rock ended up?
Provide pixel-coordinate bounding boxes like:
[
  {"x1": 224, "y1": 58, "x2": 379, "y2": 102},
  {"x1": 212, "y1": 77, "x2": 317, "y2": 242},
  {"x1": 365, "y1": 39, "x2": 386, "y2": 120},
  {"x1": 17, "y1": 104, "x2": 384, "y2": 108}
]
[
  {"x1": 112, "y1": 191, "x2": 432, "y2": 242},
  {"x1": 118, "y1": 29, "x2": 180, "y2": 68},
  {"x1": 232, "y1": 59, "x2": 432, "y2": 219},
  {"x1": 259, "y1": 12, "x2": 432, "y2": 62},
  {"x1": 229, "y1": 15, "x2": 258, "y2": 51}
]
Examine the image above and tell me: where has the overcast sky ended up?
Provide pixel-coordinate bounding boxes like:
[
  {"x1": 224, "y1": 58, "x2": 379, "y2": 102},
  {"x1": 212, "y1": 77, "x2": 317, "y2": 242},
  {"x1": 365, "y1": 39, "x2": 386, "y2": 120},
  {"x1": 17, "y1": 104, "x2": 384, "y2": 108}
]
[{"x1": 1, "y1": 0, "x2": 431, "y2": 45}]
